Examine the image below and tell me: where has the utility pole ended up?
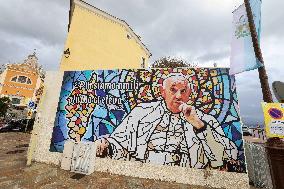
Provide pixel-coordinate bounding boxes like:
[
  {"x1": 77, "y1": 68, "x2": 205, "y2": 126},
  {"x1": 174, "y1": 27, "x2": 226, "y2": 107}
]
[{"x1": 244, "y1": 0, "x2": 273, "y2": 103}]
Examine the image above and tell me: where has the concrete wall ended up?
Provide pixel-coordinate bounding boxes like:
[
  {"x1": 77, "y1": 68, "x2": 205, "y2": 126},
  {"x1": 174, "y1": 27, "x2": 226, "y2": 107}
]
[
  {"x1": 0, "y1": 69, "x2": 7, "y2": 95},
  {"x1": 29, "y1": 71, "x2": 249, "y2": 189},
  {"x1": 31, "y1": 71, "x2": 63, "y2": 165}
]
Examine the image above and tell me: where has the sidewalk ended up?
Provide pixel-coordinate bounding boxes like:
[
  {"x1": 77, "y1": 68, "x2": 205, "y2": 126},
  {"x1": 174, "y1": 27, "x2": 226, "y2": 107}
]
[{"x1": 0, "y1": 132, "x2": 258, "y2": 189}]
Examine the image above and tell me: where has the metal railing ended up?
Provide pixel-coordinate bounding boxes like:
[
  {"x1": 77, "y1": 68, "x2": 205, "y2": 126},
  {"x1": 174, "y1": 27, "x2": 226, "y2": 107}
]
[{"x1": 251, "y1": 127, "x2": 266, "y2": 141}]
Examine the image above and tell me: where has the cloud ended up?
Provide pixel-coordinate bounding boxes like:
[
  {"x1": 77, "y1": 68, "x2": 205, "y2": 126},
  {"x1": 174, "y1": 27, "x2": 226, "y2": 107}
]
[
  {"x1": 262, "y1": 0, "x2": 284, "y2": 39},
  {"x1": 0, "y1": 0, "x2": 69, "y2": 70},
  {"x1": 197, "y1": 50, "x2": 230, "y2": 63},
  {"x1": 0, "y1": 0, "x2": 284, "y2": 125},
  {"x1": 86, "y1": 0, "x2": 235, "y2": 63}
]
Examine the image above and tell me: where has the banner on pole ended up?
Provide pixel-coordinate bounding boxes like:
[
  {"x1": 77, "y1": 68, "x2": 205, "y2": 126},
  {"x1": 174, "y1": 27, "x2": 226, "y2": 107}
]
[
  {"x1": 230, "y1": 0, "x2": 263, "y2": 75},
  {"x1": 262, "y1": 103, "x2": 284, "y2": 138}
]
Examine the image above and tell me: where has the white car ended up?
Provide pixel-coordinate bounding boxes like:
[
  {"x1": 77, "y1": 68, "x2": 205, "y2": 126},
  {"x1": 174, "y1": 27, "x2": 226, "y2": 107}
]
[{"x1": 242, "y1": 124, "x2": 253, "y2": 136}]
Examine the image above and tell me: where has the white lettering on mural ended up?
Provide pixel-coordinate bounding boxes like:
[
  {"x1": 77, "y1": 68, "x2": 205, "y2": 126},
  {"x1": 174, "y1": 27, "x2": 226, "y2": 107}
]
[
  {"x1": 67, "y1": 94, "x2": 122, "y2": 105},
  {"x1": 73, "y1": 81, "x2": 139, "y2": 91}
]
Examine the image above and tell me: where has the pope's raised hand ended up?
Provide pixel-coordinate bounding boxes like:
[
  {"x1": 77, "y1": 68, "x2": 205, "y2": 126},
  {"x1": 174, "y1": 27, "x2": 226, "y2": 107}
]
[
  {"x1": 179, "y1": 103, "x2": 204, "y2": 130},
  {"x1": 96, "y1": 138, "x2": 109, "y2": 157}
]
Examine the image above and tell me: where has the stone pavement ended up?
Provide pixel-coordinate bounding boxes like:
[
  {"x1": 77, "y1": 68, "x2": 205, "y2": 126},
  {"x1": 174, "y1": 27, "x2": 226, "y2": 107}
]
[{"x1": 0, "y1": 132, "x2": 258, "y2": 189}]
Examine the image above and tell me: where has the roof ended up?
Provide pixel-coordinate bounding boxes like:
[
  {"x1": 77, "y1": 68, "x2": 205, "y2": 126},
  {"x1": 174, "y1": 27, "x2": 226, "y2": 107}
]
[
  {"x1": 69, "y1": 0, "x2": 151, "y2": 57},
  {"x1": 5, "y1": 53, "x2": 45, "y2": 78}
]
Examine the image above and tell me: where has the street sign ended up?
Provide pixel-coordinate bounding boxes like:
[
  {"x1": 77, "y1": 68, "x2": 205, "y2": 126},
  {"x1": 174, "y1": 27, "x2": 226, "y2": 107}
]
[
  {"x1": 28, "y1": 101, "x2": 35, "y2": 109},
  {"x1": 262, "y1": 103, "x2": 284, "y2": 138},
  {"x1": 27, "y1": 110, "x2": 33, "y2": 119}
]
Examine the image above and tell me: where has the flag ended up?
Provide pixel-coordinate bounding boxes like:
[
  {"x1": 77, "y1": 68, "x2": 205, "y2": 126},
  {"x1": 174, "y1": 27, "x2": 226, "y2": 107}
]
[{"x1": 230, "y1": 0, "x2": 263, "y2": 75}]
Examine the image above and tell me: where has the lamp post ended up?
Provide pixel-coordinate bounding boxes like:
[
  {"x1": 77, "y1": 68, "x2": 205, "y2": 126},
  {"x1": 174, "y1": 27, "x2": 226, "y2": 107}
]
[{"x1": 244, "y1": 0, "x2": 273, "y2": 103}]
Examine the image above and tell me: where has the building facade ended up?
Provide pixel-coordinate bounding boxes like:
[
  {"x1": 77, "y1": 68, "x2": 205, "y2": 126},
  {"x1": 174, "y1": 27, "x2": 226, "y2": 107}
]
[
  {"x1": 0, "y1": 53, "x2": 45, "y2": 107},
  {"x1": 60, "y1": 0, "x2": 151, "y2": 71}
]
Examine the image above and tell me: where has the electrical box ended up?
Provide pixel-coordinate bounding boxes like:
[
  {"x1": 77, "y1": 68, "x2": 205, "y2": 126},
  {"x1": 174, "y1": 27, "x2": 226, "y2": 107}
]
[{"x1": 61, "y1": 140, "x2": 96, "y2": 175}]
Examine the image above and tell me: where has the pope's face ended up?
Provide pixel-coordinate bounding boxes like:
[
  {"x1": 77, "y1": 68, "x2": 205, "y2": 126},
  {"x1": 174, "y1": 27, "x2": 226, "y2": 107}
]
[{"x1": 161, "y1": 79, "x2": 191, "y2": 114}]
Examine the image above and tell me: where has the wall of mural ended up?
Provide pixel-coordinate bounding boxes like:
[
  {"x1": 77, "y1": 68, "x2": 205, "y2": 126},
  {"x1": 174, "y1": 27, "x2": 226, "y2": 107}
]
[{"x1": 50, "y1": 68, "x2": 246, "y2": 173}]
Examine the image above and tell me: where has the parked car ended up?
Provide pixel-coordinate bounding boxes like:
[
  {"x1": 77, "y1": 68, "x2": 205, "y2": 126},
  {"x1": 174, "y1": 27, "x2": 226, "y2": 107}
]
[
  {"x1": 0, "y1": 119, "x2": 26, "y2": 132},
  {"x1": 242, "y1": 124, "x2": 252, "y2": 136}
]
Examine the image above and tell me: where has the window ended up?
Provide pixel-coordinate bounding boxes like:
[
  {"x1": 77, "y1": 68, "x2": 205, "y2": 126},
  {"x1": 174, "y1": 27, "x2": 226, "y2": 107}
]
[
  {"x1": 11, "y1": 98, "x2": 21, "y2": 105},
  {"x1": 11, "y1": 76, "x2": 17, "y2": 82},
  {"x1": 17, "y1": 76, "x2": 27, "y2": 83},
  {"x1": 10, "y1": 75, "x2": 32, "y2": 84},
  {"x1": 141, "y1": 57, "x2": 145, "y2": 68}
]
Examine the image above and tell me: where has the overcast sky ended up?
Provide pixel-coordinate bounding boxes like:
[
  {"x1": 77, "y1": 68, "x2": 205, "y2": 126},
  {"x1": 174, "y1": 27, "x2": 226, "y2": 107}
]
[{"x1": 0, "y1": 0, "x2": 283, "y2": 125}]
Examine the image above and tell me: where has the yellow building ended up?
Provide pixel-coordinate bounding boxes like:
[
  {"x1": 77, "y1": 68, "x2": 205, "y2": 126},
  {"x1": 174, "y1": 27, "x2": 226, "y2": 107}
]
[
  {"x1": 60, "y1": 0, "x2": 151, "y2": 71},
  {"x1": 0, "y1": 53, "x2": 45, "y2": 107}
]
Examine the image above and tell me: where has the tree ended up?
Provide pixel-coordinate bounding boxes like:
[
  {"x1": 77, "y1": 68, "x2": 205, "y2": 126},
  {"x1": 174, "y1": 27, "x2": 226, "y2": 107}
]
[
  {"x1": 0, "y1": 97, "x2": 11, "y2": 118},
  {"x1": 151, "y1": 56, "x2": 197, "y2": 68}
]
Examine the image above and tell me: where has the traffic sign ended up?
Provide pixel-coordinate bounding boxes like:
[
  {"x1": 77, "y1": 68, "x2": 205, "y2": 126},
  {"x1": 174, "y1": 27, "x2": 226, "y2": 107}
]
[{"x1": 28, "y1": 101, "x2": 35, "y2": 109}]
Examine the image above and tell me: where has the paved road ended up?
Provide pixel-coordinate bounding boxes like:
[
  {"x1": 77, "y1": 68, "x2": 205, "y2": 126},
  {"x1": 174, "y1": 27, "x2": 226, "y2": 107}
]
[{"x1": 0, "y1": 132, "x2": 258, "y2": 189}]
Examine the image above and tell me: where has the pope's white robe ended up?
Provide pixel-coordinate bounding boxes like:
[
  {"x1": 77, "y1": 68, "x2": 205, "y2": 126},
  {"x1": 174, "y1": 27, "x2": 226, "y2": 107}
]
[{"x1": 107, "y1": 101, "x2": 238, "y2": 168}]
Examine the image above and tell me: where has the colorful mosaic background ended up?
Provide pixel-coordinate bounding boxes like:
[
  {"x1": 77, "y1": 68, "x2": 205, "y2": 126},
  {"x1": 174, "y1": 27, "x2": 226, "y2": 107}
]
[{"x1": 50, "y1": 68, "x2": 245, "y2": 170}]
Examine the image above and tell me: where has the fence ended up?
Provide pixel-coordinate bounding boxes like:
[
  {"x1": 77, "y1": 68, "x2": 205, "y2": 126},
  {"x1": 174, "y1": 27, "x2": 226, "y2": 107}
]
[
  {"x1": 244, "y1": 141, "x2": 273, "y2": 189},
  {"x1": 251, "y1": 127, "x2": 266, "y2": 141}
]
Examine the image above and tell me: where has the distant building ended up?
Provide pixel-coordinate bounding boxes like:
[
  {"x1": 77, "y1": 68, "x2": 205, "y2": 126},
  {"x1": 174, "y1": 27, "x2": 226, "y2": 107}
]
[
  {"x1": 60, "y1": 0, "x2": 151, "y2": 71},
  {"x1": 0, "y1": 53, "x2": 45, "y2": 107}
]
